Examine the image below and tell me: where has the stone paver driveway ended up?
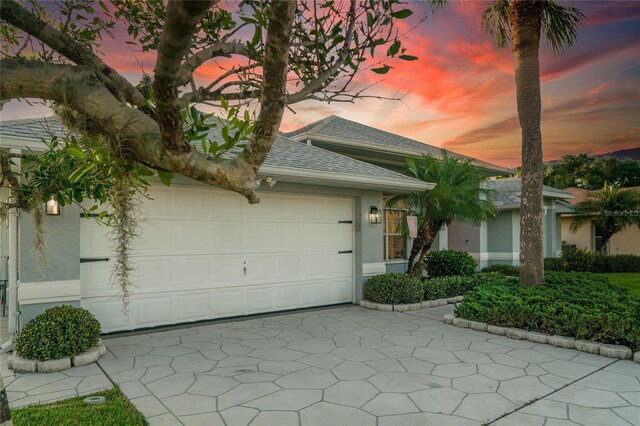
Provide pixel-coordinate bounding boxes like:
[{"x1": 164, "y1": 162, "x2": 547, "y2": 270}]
[
  {"x1": 102, "y1": 305, "x2": 639, "y2": 425},
  {"x1": 4, "y1": 305, "x2": 640, "y2": 425}
]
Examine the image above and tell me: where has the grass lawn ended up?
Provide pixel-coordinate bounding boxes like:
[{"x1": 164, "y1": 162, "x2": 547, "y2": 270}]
[
  {"x1": 602, "y1": 273, "x2": 640, "y2": 296},
  {"x1": 10, "y1": 387, "x2": 147, "y2": 426}
]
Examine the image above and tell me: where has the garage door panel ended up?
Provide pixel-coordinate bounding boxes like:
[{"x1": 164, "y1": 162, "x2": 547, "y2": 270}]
[
  {"x1": 212, "y1": 224, "x2": 243, "y2": 252},
  {"x1": 81, "y1": 186, "x2": 354, "y2": 331},
  {"x1": 210, "y1": 257, "x2": 244, "y2": 285},
  {"x1": 174, "y1": 188, "x2": 210, "y2": 218},
  {"x1": 135, "y1": 260, "x2": 172, "y2": 291},
  {"x1": 135, "y1": 295, "x2": 172, "y2": 328},
  {"x1": 173, "y1": 258, "x2": 209, "y2": 286},
  {"x1": 211, "y1": 192, "x2": 243, "y2": 218},
  {"x1": 142, "y1": 186, "x2": 172, "y2": 218},
  {"x1": 135, "y1": 222, "x2": 171, "y2": 255},
  {"x1": 277, "y1": 255, "x2": 301, "y2": 279},
  {"x1": 172, "y1": 223, "x2": 210, "y2": 253},
  {"x1": 176, "y1": 293, "x2": 210, "y2": 322},
  {"x1": 244, "y1": 255, "x2": 277, "y2": 283},
  {"x1": 302, "y1": 225, "x2": 328, "y2": 250},
  {"x1": 245, "y1": 287, "x2": 274, "y2": 314},
  {"x1": 302, "y1": 282, "x2": 328, "y2": 305},
  {"x1": 211, "y1": 289, "x2": 244, "y2": 316},
  {"x1": 81, "y1": 298, "x2": 129, "y2": 332}
]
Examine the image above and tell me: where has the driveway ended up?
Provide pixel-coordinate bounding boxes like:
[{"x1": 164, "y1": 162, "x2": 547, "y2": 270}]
[{"x1": 5, "y1": 305, "x2": 640, "y2": 425}]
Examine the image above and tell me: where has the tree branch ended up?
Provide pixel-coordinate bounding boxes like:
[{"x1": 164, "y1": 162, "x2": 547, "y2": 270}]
[
  {"x1": 0, "y1": 59, "x2": 258, "y2": 201},
  {"x1": 176, "y1": 41, "x2": 249, "y2": 86},
  {"x1": 0, "y1": 0, "x2": 149, "y2": 114},
  {"x1": 153, "y1": 0, "x2": 215, "y2": 152},
  {"x1": 238, "y1": 1, "x2": 296, "y2": 174}
]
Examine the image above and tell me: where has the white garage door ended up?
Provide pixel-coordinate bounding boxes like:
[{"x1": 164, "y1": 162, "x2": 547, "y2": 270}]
[{"x1": 80, "y1": 185, "x2": 354, "y2": 332}]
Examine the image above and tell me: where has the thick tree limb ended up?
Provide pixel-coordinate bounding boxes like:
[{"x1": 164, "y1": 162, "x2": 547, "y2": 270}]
[
  {"x1": 0, "y1": 0, "x2": 149, "y2": 113},
  {"x1": 177, "y1": 41, "x2": 249, "y2": 86},
  {"x1": 0, "y1": 59, "x2": 258, "y2": 201},
  {"x1": 237, "y1": 1, "x2": 296, "y2": 174},
  {"x1": 153, "y1": 0, "x2": 215, "y2": 151}
]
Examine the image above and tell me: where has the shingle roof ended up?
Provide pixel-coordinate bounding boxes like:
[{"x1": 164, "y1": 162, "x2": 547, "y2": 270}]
[
  {"x1": 486, "y1": 177, "x2": 573, "y2": 208},
  {"x1": 0, "y1": 116, "x2": 428, "y2": 191},
  {"x1": 285, "y1": 115, "x2": 514, "y2": 174}
]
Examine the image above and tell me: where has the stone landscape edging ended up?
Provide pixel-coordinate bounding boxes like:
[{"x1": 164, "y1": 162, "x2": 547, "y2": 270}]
[
  {"x1": 359, "y1": 296, "x2": 464, "y2": 312},
  {"x1": 444, "y1": 313, "x2": 640, "y2": 364},
  {"x1": 7, "y1": 339, "x2": 107, "y2": 374}
]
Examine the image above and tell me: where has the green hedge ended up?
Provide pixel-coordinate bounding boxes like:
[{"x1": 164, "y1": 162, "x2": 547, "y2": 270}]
[
  {"x1": 545, "y1": 248, "x2": 640, "y2": 273},
  {"x1": 424, "y1": 272, "x2": 514, "y2": 300},
  {"x1": 454, "y1": 271, "x2": 640, "y2": 350},
  {"x1": 481, "y1": 264, "x2": 520, "y2": 276},
  {"x1": 425, "y1": 250, "x2": 477, "y2": 277},
  {"x1": 16, "y1": 305, "x2": 101, "y2": 361},
  {"x1": 364, "y1": 273, "x2": 423, "y2": 304}
]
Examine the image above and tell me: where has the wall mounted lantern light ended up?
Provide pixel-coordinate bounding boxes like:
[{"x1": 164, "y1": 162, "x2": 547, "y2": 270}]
[
  {"x1": 45, "y1": 195, "x2": 61, "y2": 216},
  {"x1": 369, "y1": 206, "x2": 382, "y2": 224}
]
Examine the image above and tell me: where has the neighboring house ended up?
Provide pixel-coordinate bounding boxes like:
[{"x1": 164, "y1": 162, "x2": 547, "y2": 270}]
[
  {"x1": 0, "y1": 117, "x2": 429, "y2": 333},
  {"x1": 285, "y1": 116, "x2": 571, "y2": 269},
  {"x1": 560, "y1": 187, "x2": 640, "y2": 255}
]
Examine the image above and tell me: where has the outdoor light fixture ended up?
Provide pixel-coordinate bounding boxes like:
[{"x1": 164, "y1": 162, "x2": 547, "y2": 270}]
[
  {"x1": 45, "y1": 195, "x2": 60, "y2": 216},
  {"x1": 369, "y1": 206, "x2": 382, "y2": 224}
]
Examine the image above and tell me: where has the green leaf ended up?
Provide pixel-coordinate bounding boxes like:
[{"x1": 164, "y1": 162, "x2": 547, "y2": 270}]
[
  {"x1": 392, "y1": 9, "x2": 413, "y2": 19},
  {"x1": 371, "y1": 65, "x2": 392, "y2": 74},
  {"x1": 157, "y1": 170, "x2": 173, "y2": 186},
  {"x1": 399, "y1": 54, "x2": 418, "y2": 61},
  {"x1": 387, "y1": 40, "x2": 401, "y2": 56},
  {"x1": 66, "y1": 147, "x2": 86, "y2": 160}
]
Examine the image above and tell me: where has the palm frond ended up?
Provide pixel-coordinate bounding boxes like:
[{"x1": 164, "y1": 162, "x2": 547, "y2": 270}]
[
  {"x1": 541, "y1": 0, "x2": 586, "y2": 52},
  {"x1": 482, "y1": 0, "x2": 511, "y2": 49}
]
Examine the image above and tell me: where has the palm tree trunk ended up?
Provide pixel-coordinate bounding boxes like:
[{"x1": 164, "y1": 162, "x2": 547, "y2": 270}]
[
  {"x1": 509, "y1": 0, "x2": 545, "y2": 287},
  {"x1": 406, "y1": 230, "x2": 427, "y2": 272},
  {"x1": 407, "y1": 222, "x2": 441, "y2": 277}
]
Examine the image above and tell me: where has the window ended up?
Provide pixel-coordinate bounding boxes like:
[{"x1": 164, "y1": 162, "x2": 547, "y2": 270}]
[{"x1": 384, "y1": 209, "x2": 407, "y2": 260}]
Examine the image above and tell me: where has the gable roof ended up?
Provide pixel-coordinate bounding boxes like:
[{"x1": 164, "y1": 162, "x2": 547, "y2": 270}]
[
  {"x1": 285, "y1": 115, "x2": 515, "y2": 175},
  {"x1": 487, "y1": 177, "x2": 573, "y2": 209},
  {"x1": 0, "y1": 116, "x2": 430, "y2": 193}
]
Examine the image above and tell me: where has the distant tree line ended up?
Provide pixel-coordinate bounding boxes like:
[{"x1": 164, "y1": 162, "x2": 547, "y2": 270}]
[{"x1": 542, "y1": 154, "x2": 640, "y2": 190}]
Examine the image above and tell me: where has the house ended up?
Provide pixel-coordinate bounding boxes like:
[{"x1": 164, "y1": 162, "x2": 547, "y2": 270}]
[
  {"x1": 1, "y1": 115, "x2": 568, "y2": 334},
  {"x1": 0, "y1": 117, "x2": 429, "y2": 333},
  {"x1": 285, "y1": 116, "x2": 572, "y2": 269},
  {"x1": 560, "y1": 186, "x2": 640, "y2": 255}
]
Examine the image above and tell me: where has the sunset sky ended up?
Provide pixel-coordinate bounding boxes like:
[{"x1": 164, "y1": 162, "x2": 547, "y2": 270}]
[{"x1": 1, "y1": 1, "x2": 638, "y2": 167}]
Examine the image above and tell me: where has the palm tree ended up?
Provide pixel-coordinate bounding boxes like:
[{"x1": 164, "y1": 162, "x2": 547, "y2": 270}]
[
  {"x1": 429, "y1": 0, "x2": 585, "y2": 286},
  {"x1": 387, "y1": 152, "x2": 498, "y2": 277},
  {"x1": 570, "y1": 184, "x2": 640, "y2": 251}
]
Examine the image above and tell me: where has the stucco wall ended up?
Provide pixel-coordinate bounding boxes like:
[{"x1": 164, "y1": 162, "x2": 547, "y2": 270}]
[
  {"x1": 19, "y1": 204, "x2": 81, "y2": 283},
  {"x1": 561, "y1": 215, "x2": 640, "y2": 255},
  {"x1": 561, "y1": 216, "x2": 592, "y2": 251},
  {"x1": 487, "y1": 211, "x2": 514, "y2": 253}
]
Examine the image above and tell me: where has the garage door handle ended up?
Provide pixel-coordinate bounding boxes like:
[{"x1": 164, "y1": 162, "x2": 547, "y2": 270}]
[
  {"x1": 338, "y1": 250, "x2": 352, "y2": 254},
  {"x1": 80, "y1": 257, "x2": 110, "y2": 263}
]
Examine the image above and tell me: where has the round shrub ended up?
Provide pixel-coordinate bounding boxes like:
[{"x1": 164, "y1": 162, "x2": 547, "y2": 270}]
[
  {"x1": 482, "y1": 264, "x2": 520, "y2": 277},
  {"x1": 425, "y1": 250, "x2": 476, "y2": 277},
  {"x1": 365, "y1": 273, "x2": 423, "y2": 304},
  {"x1": 16, "y1": 305, "x2": 101, "y2": 361}
]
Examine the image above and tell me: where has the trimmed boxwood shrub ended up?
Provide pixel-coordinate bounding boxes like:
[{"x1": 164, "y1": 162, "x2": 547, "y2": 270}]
[
  {"x1": 425, "y1": 250, "x2": 476, "y2": 277},
  {"x1": 364, "y1": 273, "x2": 423, "y2": 304},
  {"x1": 544, "y1": 248, "x2": 640, "y2": 273},
  {"x1": 424, "y1": 272, "x2": 514, "y2": 300},
  {"x1": 455, "y1": 271, "x2": 640, "y2": 350},
  {"x1": 481, "y1": 264, "x2": 520, "y2": 277},
  {"x1": 16, "y1": 305, "x2": 101, "y2": 361}
]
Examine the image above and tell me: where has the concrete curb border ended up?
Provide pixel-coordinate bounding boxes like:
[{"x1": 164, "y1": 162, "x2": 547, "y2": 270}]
[
  {"x1": 8, "y1": 339, "x2": 107, "y2": 374},
  {"x1": 359, "y1": 296, "x2": 464, "y2": 312},
  {"x1": 444, "y1": 313, "x2": 639, "y2": 363}
]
